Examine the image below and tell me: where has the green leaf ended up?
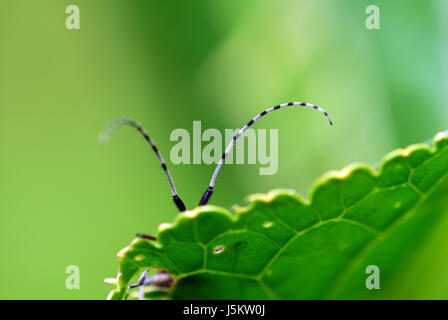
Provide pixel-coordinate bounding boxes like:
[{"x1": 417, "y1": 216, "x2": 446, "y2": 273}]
[{"x1": 107, "y1": 130, "x2": 448, "y2": 299}]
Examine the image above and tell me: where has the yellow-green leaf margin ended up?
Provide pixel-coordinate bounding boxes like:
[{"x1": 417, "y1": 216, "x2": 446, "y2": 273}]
[{"x1": 107, "y1": 130, "x2": 448, "y2": 300}]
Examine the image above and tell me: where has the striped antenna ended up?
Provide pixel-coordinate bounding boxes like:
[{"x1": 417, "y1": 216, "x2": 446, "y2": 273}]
[
  {"x1": 199, "y1": 102, "x2": 333, "y2": 206},
  {"x1": 100, "y1": 117, "x2": 186, "y2": 212}
]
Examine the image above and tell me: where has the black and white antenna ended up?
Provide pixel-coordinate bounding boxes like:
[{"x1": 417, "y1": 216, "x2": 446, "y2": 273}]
[
  {"x1": 106, "y1": 103, "x2": 332, "y2": 294},
  {"x1": 101, "y1": 102, "x2": 332, "y2": 212},
  {"x1": 198, "y1": 102, "x2": 333, "y2": 206},
  {"x1": 100, "y1": 118, "x2": 186, "y2": 212}
]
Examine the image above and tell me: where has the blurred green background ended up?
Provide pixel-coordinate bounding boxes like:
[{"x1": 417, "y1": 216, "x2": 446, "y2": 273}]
[{"x1": 0, "y1": 0, "x2": 447, "y2": 299}]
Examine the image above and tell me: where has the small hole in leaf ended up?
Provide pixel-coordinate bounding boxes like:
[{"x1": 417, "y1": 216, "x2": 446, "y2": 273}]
[
  {"x1": 214, "y1": 245, "x2": 224, "y2": 254},
  {"x1": 263, "y1": 221, "x2": 273, "y2": 228},
  {"x1": 134, "y1": 254, "x2": 144, "y2": 261}
]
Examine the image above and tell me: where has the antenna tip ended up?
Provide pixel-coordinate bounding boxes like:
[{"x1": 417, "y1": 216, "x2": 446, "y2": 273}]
[
  {"x1": 98, "y1": 131, "x2": 110, "y2": 144},
  {"x1": 99, "y1": 117, "x2": 134, "y2": 144}
]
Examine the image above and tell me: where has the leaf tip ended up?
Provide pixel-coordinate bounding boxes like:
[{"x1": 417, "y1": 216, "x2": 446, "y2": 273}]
[
  {"x1": 184, "y1": 210, "x2": 200, "y2": 218},
  {"x1": 104, "y1": 277, "x2": 118, "y2": 285},
  {"x1": 247, "y1": 189, "x2": 297, "y2": 203},
  {"x1": 158, "y1": 223, "x2": 173, "y2": 232},
  {"x1": 397, "y1": 148, "x2": 411, "y2": 157},
  {"x1": 435, "y1": 130, "x2": 448, "y2": 143},
  {"x1": 117, "y1": 245, "x2": 130, "y2": 258}
]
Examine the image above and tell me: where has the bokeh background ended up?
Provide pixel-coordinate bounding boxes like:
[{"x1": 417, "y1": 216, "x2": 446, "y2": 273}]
[{"x1": 0, "y1": 0, "x2": 447, "y2": 299}]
